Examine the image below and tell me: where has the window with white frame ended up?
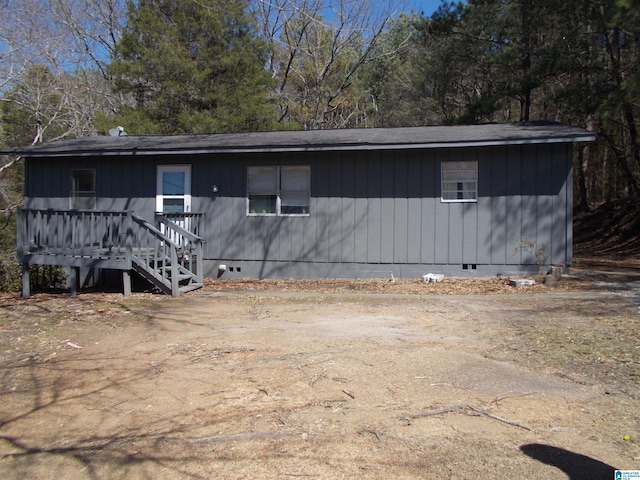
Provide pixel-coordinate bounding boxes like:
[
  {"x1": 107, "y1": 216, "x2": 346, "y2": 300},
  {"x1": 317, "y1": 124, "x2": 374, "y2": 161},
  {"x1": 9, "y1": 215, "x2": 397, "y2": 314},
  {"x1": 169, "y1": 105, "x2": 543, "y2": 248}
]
[
  {"x1": 156, "y1": 165, "x2": 191, "y2": 213},
  {"x1": 441, "y1": 161, "x2": 478, "y2": 202},
  {"x1": 247, "y1": 165, "x2": 310, "y2": 215},
  {"x1": 70, "y1": 169, "x2": 96, "y2": 209}
]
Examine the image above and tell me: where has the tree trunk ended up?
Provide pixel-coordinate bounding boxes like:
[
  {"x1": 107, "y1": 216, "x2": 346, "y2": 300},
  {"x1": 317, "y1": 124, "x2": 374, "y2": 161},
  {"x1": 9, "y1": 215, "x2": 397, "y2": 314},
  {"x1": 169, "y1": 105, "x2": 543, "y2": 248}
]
[
  {"x1": 576, "y1": 147, "x2": 590, "y2": 211},
  {"x1": 622, "y1": 102, "x2": 640, "y2": 193},
  {"x1": 519, "y1": 0, "x2": 532, "y2": 122}
]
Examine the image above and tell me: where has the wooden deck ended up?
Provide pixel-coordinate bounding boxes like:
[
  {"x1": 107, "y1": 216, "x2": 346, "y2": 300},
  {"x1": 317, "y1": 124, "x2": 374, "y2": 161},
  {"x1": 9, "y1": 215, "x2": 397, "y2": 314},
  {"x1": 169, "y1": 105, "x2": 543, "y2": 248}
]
[{"x1": 17, "y1": 209, "x2": 205, "y2": 297}]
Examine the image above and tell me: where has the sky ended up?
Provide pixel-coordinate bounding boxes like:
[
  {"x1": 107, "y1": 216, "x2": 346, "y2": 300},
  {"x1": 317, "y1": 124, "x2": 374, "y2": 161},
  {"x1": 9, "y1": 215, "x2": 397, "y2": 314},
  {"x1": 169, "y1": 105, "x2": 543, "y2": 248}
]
[
  {"x1": 408, "y1": 0, "x2": 467, "y2": 17},
  {"x1": 408, "y1": 0, "x2": 446, "y2": 16}
]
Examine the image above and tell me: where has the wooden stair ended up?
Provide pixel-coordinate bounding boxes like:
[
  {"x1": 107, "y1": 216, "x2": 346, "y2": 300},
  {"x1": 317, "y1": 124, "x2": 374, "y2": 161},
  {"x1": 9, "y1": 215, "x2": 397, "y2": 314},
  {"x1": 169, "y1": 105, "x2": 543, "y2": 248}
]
[{"x1": 129, "y1": 214, "x2": 204, "y2": 297}]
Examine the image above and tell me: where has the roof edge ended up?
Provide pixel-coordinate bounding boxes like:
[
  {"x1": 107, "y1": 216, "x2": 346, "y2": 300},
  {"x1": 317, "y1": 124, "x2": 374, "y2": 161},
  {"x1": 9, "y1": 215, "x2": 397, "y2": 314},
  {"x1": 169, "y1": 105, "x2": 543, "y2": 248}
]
[
  {"x1": 2, "y1": 123, "x2": 597, "y2": 158},
  {"x1": 7, "y1": 135, "x2": 597, "y2": 158}
]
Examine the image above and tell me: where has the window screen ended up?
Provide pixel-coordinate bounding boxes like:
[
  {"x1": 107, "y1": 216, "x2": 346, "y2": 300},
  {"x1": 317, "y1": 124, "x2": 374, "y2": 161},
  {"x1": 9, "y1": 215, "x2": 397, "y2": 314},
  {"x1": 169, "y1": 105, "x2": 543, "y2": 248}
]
[
  {"x1": 248, "y1": 166, "x2": 278, "y2": 214},
  {"x1": 441, "y1": 161, "x2": 477, "y2": 202},
  {"x1": 247, "y1": 166, "x2": 310, "y2": 215},
  {"x1": 70, "y1": 169, "x2": 96, "y2": 209},
  {"x1": 280, "y1": 166, "x2": 310, "y2": 214}
]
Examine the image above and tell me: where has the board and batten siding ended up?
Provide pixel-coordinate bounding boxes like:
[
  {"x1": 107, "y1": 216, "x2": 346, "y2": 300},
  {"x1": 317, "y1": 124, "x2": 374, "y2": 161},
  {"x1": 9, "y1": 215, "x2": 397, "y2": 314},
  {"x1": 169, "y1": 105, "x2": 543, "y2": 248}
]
[
  {"x1": 25, "y1": 155, "x2": 159, "y2": 216},
  {"x1": 199, "y1": 143, "x2": 572, "y2": 278},
  {"x1": 23, "y1": 141, "x2": 573, "y2": 279}
]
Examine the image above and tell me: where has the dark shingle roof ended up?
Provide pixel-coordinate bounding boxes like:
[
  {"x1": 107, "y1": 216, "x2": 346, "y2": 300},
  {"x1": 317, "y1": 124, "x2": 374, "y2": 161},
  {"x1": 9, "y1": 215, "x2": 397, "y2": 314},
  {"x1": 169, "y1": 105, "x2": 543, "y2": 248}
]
[{"x1": 5, "y1": 122, "x2": 595, "y2": 157}]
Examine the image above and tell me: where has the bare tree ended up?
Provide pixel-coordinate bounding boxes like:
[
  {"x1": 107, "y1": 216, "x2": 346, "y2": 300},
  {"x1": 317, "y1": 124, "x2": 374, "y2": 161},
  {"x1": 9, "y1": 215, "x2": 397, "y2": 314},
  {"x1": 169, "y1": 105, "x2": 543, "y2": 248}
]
[
  {"x1": 252, "y1": 0, "x2": 402, "y2": 129},
  {"x1": 1, "y1": 0, "x2": 126, "y2": 141},
  {"x1": 0, "y1": 0, "x2": 66, "y2": 93},
  {"x1": 50, "y1": 0, "x2": 125, "y2": 76},
  {"x1": 1, "y1": 0, "x2": 125, "y2": 88}
]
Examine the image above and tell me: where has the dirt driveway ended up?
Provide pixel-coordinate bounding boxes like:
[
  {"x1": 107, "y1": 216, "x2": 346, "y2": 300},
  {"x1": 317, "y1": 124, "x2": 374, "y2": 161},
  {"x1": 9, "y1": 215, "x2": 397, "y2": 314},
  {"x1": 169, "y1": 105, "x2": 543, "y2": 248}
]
[{"x1": 0, "y1": 271, "x2": 639, "y2": 479}]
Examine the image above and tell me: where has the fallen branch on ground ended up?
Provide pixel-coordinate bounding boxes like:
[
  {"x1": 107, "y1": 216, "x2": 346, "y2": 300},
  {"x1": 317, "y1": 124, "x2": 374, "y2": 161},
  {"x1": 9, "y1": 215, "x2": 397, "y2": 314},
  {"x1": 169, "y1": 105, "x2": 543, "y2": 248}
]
[
  {"x1": 402, "y1": 403, "x2": 534, "y2": 432},
  {"x1": 359, "y1": 428, "x2": 384, "y2": 443},
  {"x1": 309, "y1": 368, "x2": 326, "y2": 386},
  {"x1": 185, "y1": 432, "x2": 299, "y2": 443},
  {"x1": 342, "y1": 389, "x2": 355, "y2": 399}
]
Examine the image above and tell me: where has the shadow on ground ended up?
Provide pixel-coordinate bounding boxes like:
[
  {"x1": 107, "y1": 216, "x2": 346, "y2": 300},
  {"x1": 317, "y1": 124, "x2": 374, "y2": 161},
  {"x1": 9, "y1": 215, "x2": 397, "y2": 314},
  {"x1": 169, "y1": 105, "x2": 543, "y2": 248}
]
[{"x1": 520, "y1": 443, "x2": 617, "y2": 480}]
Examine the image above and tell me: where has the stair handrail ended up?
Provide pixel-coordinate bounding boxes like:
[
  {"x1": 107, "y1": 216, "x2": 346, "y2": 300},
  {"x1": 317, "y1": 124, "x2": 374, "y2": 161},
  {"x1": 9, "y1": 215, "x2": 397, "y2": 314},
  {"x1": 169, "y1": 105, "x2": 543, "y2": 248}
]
[
  {"x1": 130, "y1": 214, "x2": 182, "y2": 295},
  {"x1": 155, "y1": 214, "x2": 204, "y2": 284},
  {"x1": 155, "y1": 214, "x2": 202, "y2": 243},
  {"x1": 160, "y1": 212, "x2": 204, "y2": 237},
  {"x1": 131, "y1": 214, "x2": 177, "y2": 245}
]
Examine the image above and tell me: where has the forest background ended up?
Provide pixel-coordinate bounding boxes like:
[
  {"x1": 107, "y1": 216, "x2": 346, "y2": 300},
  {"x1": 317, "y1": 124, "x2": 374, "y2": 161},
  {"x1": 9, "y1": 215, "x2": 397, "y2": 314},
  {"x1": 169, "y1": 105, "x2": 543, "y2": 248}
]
[{"x1": 0, "y1": 0, "x2": 638, "y2": 290}]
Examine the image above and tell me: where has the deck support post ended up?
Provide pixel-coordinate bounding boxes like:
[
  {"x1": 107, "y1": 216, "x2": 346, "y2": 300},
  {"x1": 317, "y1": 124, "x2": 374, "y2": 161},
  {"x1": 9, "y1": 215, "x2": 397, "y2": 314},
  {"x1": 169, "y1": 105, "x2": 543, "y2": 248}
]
[
  {"x1": 21, "y1": 263, "x2": 30, "y2": 299},
  {"x1": 123, "y1": 270, "x2": 131, "y2": 297},
  {"x1": 69, "y1": 267, "x2": 78, "y2": 297},
  {"x1": 170, "y1": 248, "x2": 179, "y2": 297}
]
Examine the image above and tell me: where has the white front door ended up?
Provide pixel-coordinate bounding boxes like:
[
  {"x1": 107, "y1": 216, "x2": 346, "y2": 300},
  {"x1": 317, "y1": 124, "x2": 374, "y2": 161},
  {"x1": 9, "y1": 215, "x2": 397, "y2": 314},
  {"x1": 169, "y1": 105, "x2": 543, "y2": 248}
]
[{"x1": 156, "y1": 165, "x2": 191, "y2": 214}]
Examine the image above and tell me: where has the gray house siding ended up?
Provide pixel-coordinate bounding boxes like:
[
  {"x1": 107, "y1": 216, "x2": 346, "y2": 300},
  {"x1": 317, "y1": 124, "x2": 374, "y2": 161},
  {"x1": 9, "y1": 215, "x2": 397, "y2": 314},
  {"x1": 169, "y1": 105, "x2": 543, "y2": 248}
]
[
  {"x1": 198, "y1": 143, "x2": 572, "y2": 278},
  {"x1": 23, "y1": 140, "x2": 573, "y2": 279}
]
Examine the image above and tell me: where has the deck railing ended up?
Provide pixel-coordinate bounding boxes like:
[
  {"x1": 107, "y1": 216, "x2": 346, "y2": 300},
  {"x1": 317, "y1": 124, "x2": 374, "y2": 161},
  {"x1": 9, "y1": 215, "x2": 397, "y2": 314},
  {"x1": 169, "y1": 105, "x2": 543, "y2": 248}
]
[
  {"x1": 17, "y1": 209, "x2": 133, "y2": 267},
  {"x1": 17, "y1": 208, "x2": 204, "y2": 297}
]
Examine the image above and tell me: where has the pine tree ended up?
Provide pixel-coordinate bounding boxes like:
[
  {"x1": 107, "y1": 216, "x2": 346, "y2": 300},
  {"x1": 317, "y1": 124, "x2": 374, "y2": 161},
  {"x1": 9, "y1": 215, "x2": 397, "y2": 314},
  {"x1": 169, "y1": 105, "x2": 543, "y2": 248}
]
[{"x1": 109, "y1": 0, "x2": 277, "y2": 134}]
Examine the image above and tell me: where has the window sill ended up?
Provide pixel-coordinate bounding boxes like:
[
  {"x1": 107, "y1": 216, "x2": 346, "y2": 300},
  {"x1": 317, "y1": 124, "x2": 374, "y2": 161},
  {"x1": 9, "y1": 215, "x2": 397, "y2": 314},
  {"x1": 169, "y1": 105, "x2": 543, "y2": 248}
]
[
  {"x1": 247, "y1": 213, "x2": 310, "y2": 217},
  {"x1": 440, "y1": 199, "x2": 478, "y2": 203}
]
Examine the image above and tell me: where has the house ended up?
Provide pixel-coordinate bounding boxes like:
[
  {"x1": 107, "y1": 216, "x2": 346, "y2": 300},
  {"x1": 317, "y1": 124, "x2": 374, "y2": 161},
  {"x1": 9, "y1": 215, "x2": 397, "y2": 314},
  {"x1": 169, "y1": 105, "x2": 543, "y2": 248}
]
[{"x1": 8, "y1": 122, "x2": 595, "y2": 297}]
